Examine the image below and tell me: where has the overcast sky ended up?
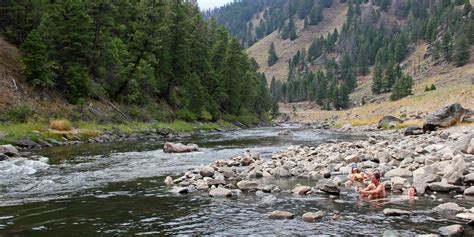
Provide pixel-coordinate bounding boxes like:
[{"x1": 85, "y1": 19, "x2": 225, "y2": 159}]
[{"x1": 197, "y1": 0, "x2": 234, "y2": 10}]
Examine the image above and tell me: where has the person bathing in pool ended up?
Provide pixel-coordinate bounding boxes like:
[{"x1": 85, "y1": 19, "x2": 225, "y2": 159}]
[
  {"x1": 345, "y1": 165, "x2": 368, "y2": 186},
  {"x1": 356, "y1": 172, "x2": 386, "y2": 199}
]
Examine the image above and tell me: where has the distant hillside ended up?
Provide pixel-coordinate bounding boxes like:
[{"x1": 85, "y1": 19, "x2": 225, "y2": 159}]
[{"x1": 208, "y1": 0, "x2": 474, "y2": 112}]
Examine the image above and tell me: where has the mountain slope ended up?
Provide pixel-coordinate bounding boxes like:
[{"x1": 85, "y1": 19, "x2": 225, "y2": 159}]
[{"x1": 246, "y1": 1, "x2": 347, "y2": 82}]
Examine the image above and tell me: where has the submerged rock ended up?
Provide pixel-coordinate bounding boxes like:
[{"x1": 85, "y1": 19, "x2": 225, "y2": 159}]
[
  {"x1": 164, "y1": 176, "x2": 173, "y2": 185},
  {"x1": 269, "y1": 210, "x2": 294, "y2": 219},
  {"x1": 15, "y1": 139, "x2": 40, "y2": 149},
  {"x1": 292, "y1": 185, "x2": 311, "y2": 195},
  {"x1": 163, "y1": 142, "x2": 199, "y2": 153},
  {"x1": 277, "y1": 129, "x2": 293, "y2": 136},
  {"x1": 302, "y1": 211, "x2": 324, "y2": 222},
  {"x1": 171, "y1": 186, "x2": 189, "y2": 194},
  {"x1": 319, "y1": 180, "x2": 340, "y2": 195}
]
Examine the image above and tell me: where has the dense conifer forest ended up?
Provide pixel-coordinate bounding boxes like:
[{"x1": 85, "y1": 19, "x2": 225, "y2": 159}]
[{"x1": 0, "y1": 0, "x2": 272, "y2": 123}]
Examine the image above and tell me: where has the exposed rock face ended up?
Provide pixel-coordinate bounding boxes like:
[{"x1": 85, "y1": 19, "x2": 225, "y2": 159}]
[
  {"x1": 377, "y1": 116, "x2": 402, "y2": 129},
  {"x1": 269, "y1": 211, "x2": 294, "y2": 219},
  {"x1": 0, "y1": 144, "x2": 19, "y2": 156},
  {"x1": 302, "y1": 211, "x2": 324, "y2": 222},
  {"x1": 383, "y1": 208, "x2": 411, "y2": 216},
  {"x1": 423, "y1": 103, "x2": 467, "y2": 132},
  {"x1": 438, "y1": 224, "x2": 463, "y2": 236},
  {"x1": 163, "y1": 142, "x2": 199, "y2": 153}
]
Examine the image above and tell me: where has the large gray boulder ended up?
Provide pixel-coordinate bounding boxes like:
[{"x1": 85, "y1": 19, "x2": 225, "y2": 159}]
[
  {"x1": 319, "y1": 180, "x2": 341, "y2": 195},
  {"x1": 163, "y1": 142, "x2": 199, "y2": 153},
  {"x1": 385, "y1": 168, "x2": 413, "y2": 178},
  {"x1": 0, "y1": 144, "x2": 19, "y2": 156},
  {"x1": 378, "y1": 116, "x2": 402, "y2": 129},
  {"x1": 455, "y1": 134, "x2": 473, "y2": 154},
  {"x1": 429, "y1": 182, "x2": 465, "y2": 193},
  {"x1": 292, "y1": 185, "x2": 311, "y2": 195},
  {"x1": 464, "y1": 186, "x2": 474, "y2": 196},
  {"x1": 423, "y1": 103, "x2": 467, "y2": 132}
]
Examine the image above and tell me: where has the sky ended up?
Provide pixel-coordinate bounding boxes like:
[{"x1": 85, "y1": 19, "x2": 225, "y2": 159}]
[{"x1": 197, "y1": 0, "x2": 234, "y2": 10}]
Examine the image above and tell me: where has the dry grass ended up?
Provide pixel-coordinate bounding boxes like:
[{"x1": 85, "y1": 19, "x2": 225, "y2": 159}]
[{"x1": 49, "y1": 119, "x2": 72, "y2": 131}]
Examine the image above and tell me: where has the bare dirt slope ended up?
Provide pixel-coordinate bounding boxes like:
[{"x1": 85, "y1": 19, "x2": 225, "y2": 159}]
[{"x1": 246, "y1": 2, "x2": 347, "y2": 82}]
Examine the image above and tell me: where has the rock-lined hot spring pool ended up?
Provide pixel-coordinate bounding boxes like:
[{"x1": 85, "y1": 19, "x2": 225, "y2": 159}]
[{"x1": 0, "y1": 126, "x2": 473, "y2": 236}]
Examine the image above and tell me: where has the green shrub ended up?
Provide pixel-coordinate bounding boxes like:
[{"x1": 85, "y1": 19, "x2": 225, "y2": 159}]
[
  {"x1": 199, "y1": 111, "x2": 213, "y2": 122},
  {"x1": 4, "y1": 105, "x2": 34, "y2": 123},
  {"x1": 176, "y1": 109, "x2": 197, "y2": 122}
]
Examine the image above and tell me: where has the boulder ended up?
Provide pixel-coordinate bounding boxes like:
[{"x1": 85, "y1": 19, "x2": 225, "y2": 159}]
[
  {"x1": 15, "y1": 139, "x2": 40, "y2": 149},
  {"x1": 260, "y1": 194, "x2": 278, "y2": 205},
  {"x1": 385, "y1": 168, "x2": 413, "y2": 178},
  {"x1": 302, "y1": 211, "x2": 325, "y2": 222},
  {"x1": 237, "y1": 180, "x2": 259, "y2": 191},
  {"x1": 463, "y1": 186, "x2": 474, "y2": 196},
  {"x1": 467, "y1": 138, "x2": 474, "y2": 155},
  {"x1": 455, "y1": 134, "x2": 473, "y2": 154},
  {"x1": 0, "y1": 144, "x2": 19, "y2": 156},
  {"x1": 391, "y1": 177, "x2": 408, "y2": 191},
  {"x1": 205, "y1": 179, "x2": 225, "y2": 186},
  {"x1": 433, "y1": 202, "x2": 463, "y2": 212},
  {"x1": 429, "y1": 182, "x2": 465, "y2": 193},
  {"x1": 209, "y1": 187, "x2": 232, "y2": 197},
  {"x1": 269, "y1": 211, "x2": 294, "y2": 219},
  {"x1": 438, "y1": 224, "x2": 463, "y2": 236},
  {"x1": 456, "y1": 212, "x2": 474, "y2": 220},
  {"x1": 383, "y1": 208, "x2": 411, "y2": 216},
  {"x1": 377, "y1": 116, "x2": 402, "y2": 129},
  {"x1": 292, "y1": 185, "x2": 311, "y2": 195},
  {"x1": 463, "y1": 173, "x2": 474, "y2": 184},
  {"x1": 413, "y1": 173, "x2": 440, "y2": 184},
  {"x1": 423, "y1": 103, "x2": 467, "y2": 132},
  {"x1": 319, "y1": 180, "x2": 340, "y2": 195},
  {"x1": 163, "y1": 142, "x2": 199, "y2": 153},
  {"x1": 404, "y1": 126, "x2": 424, "y2": 136},
  {"x1": 271, "y1": 167, "x2": 290, "y2": 178},
  {"x1": 199, "y1": 167, "x2": 215, "y2": 177},
  {"x1": 344, "y1": 154, "x2": 360, "y2": 163}
]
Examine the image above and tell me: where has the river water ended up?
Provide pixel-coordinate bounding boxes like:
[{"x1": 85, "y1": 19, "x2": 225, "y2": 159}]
[{"x1": 0, "y1": 126, "x2": 473, "y2": 236}]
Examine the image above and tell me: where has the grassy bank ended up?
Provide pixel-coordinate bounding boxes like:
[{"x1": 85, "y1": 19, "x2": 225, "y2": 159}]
[{"x1": 0, "y1": 120, "x2": 236, "y2": 145}]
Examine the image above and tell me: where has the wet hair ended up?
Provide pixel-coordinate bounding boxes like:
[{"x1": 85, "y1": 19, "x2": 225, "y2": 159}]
[
  {"x1": 409, "y1": 186, "x2": 417, "y2": 194},
  {"x1": 373, "y1": 172, "x2": 380, "y2": 181}
]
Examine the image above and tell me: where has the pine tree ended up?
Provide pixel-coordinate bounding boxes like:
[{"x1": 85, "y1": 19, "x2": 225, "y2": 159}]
[
  {"x1": 390, "y1": 74, "x2": 413, "y2": 101},
  {"x1": 20, "y1": 29, "x2": 53, "y2": 88},
  {"x1": 454, "y1": 35, "x2": 471, "y2": 67},
  {"x1": 371, "y1": 62, "x2": 383, "y2": 94},
  {"x1": 267, "y1": 42, "x2": 278, "y2": 66}
]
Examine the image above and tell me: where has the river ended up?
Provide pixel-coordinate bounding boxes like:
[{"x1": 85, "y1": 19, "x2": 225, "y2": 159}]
[{"x1": 0, "y1": 126, "x2": 472, "y2": 236}]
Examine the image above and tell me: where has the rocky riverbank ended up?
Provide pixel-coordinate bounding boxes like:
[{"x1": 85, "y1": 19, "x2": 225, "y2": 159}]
[{"x1": 164, "y1": 104, "x2": 474, "y2": 235}]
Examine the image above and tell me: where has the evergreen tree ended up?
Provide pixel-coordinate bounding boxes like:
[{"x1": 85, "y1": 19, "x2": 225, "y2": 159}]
[
  {"x1": 267, "y1": 42, "x2": 278, "y2": 66},
  {"x1": 371, "y1": 62, "x2": 383, "y2": 94},
  {"x1": 20, "y1": 29, "x2": 53, "y2": 88},
  {"x1": 454, "y1": 35, "x2": 471, "y2": 67},
  {"x1": 390, "y1": 75, "x2": 414, "y2": 101}
]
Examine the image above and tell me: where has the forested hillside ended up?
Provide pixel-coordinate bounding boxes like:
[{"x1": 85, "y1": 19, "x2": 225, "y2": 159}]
[
  {"x1": 0, "y1": 0, "x2": 272, "y2": 123},
  {"x1": 209, "y1": 0, "x2": 473, "y2": 111}
]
